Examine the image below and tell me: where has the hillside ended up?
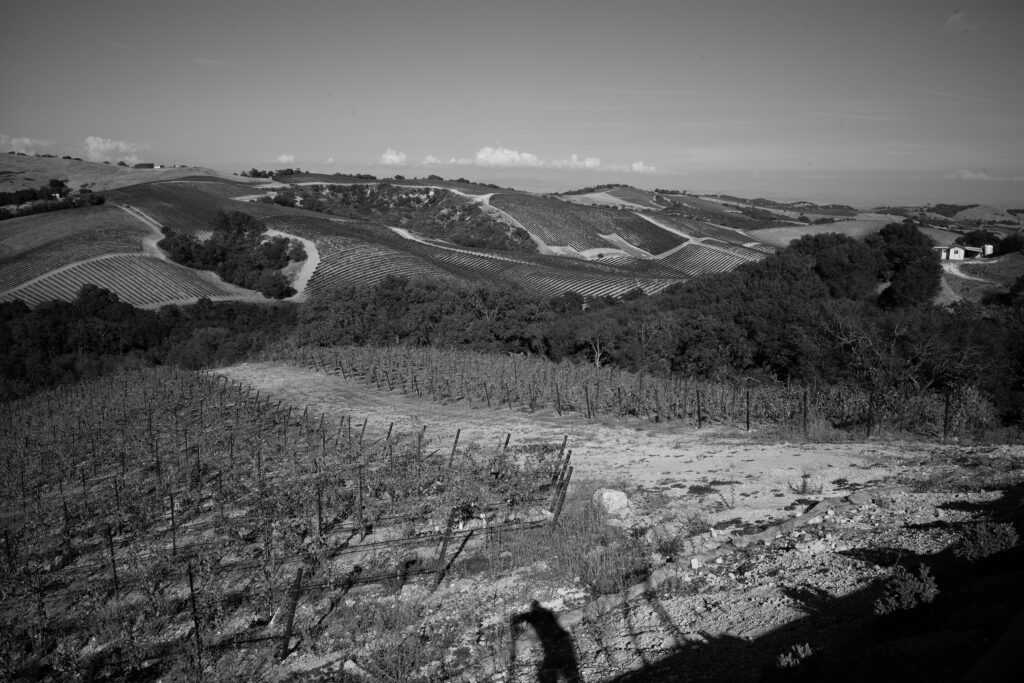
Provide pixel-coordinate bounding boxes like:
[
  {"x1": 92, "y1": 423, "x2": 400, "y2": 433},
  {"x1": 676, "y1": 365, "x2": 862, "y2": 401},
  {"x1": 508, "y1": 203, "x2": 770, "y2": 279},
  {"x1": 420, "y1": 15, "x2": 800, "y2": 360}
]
[
  {"x1": 0, "y1": 153, "x2": 235, "y2": 192},
  {"x1": 0, "y1": 205, "x2": 151, "y2": 291},
  {"x1": 490, "y1": 192, "x2": 685, "y2": 255}
]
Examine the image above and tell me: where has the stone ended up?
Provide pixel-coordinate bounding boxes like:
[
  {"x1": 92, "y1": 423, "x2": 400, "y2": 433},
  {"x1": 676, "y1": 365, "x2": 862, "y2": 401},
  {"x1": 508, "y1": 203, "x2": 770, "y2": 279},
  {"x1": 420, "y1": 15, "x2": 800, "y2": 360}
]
[
  {"x1": 342, "y1": 659, "x2": 373, "y2": 679},
  {"x1": 593, "y1": 489, "x2": 630, "y2": 528},
  {"x1": 847, "y1": 490, "x2": 874, "y2": 506}
]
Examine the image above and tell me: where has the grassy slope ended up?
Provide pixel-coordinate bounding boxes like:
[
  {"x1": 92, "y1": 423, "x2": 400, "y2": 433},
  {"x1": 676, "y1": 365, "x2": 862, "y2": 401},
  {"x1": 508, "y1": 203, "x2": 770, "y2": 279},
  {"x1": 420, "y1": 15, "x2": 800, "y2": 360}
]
[
  {"x1": 0, "y1": 155, "x2": 237, "y2": 192},
  {"x1": 0, "y1": 205, "x2": 150, "y2": 291},
  {"x1": 753, "y1": 220, "x2": 890, "y2": 248},
  {"x1": 491, "y1": 193, "x2": 684, "y2": 254}
]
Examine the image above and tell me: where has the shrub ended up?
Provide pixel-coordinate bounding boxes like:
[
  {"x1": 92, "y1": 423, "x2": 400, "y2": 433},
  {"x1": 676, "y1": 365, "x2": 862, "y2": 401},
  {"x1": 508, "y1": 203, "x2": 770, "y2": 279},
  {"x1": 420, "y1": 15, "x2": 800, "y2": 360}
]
[
  {"x1": 953, "y1": 521, "x2": 1019, "y2": 562},
  {"x1": 873, "y1": 564, "x2": 939, "y2": 615},
  {"x1": 777, "y1": 642, "x2": 814, "y2": 669}
]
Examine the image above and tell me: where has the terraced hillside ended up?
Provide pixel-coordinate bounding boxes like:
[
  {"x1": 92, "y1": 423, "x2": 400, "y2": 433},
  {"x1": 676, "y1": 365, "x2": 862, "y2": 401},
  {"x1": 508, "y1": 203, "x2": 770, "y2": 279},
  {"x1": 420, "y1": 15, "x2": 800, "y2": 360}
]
[
  {"x1": 0, "y1": 205, "x2": 150, "y2": 291},
  {"x1": 0, "y1": 254, "x2": 246, "y2": 307},
  {"x1": 647, "y1": 212, "x2": 758, "y2": 245},
  {"x1": 306, "y1": 236, "x2": 458, "y2": 294},
  {"x1": 491, "y1": 193, "x2": 684, "y2": 254},
  {"x1": 508, "y1": 268, "x2": 679, "y2": 298},
  {"x1": 657, "y1": 243, "x2": 761, "y2": 277}
]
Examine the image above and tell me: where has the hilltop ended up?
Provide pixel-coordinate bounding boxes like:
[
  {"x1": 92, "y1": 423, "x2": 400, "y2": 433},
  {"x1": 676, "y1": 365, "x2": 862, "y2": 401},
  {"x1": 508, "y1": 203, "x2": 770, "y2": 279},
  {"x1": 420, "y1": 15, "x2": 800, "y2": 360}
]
[{"x1": 0, "y1": 153, "x2": 241, "y2": 192}]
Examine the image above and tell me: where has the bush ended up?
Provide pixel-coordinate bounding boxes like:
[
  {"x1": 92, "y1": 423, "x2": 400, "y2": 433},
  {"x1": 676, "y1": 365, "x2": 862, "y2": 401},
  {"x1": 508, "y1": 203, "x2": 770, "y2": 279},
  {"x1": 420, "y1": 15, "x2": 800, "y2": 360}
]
[
  {"x1": 873, "y1": 564, "x2": 939, "y2": 615},
  {"x1": 953, "y1": 521, "x2": 1019, "y2": 562},
  {"x1": 777, "y1": 642, "x2": 814, "y2": 669}
]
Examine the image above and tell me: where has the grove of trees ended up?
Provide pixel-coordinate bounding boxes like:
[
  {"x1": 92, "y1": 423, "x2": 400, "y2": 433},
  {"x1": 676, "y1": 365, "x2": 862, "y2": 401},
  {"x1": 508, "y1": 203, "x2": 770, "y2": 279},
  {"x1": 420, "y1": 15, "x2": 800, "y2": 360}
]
[{"x1": 158, "y1": 210, "x2": 306, "y2": 298}]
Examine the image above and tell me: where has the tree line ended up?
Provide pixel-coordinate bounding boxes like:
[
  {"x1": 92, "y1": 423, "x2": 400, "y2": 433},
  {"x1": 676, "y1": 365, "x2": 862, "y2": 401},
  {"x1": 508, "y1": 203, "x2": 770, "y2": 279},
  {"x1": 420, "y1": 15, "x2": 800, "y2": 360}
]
[
  {"x1": 0, "y1": 285, "x2": 297, "y2": 400},
  {"x1": 0, "y1": 178, "x2": 106, "y2": 220}
]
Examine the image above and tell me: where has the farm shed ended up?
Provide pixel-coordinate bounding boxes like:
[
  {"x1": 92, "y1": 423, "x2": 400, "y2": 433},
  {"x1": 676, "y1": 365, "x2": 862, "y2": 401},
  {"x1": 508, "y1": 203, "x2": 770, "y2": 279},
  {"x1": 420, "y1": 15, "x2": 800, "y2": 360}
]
[{"x1": 934, "y1": 245, "x2": 966, "y2": 261}]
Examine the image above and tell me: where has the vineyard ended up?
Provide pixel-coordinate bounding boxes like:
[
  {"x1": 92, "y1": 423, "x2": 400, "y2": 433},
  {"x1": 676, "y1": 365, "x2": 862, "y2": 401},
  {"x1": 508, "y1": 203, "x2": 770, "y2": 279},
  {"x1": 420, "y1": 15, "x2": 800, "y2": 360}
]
[
  {"x1": 0, "y1": 228, "x2": 148, "y2": 293},
  {"x1": 268, "y1": 344, "x2": 995, "y2": 441},
  {"x1": 0, "y1": 255, "x2": 241, "y2": 308},
  {"x1": 508, "y1": 270, "x2": 679, "y2": 299},
  {"x1": 490, "y1": 194, "x2": 684, "y2": 255},
  {"x1": 0, "y1": 367, "x2": 572, "y2": 680},
  {"x1": 657, "y1": 243, "x2": 761, "y2": 277},
  {"x1": 306, "y1": 237, "x2": 458, "y2": 294}
]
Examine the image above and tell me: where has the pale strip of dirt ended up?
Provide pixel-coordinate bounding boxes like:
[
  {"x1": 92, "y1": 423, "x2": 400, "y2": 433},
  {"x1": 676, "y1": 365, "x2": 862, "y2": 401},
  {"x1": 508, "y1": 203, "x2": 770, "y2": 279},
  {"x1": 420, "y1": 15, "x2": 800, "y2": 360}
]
[
  {"x1": 218, "y1": 362, "x2": 924, "y2": 530},
  {"x1": 387, "y1": 226, "x2": 532, "y2": 264},
  {"x1": 265, "y1": 228, "x2": 319, "y2": 301},
  {"x1": 942, "y1": 260, "x2": 995, "y2": 283}
]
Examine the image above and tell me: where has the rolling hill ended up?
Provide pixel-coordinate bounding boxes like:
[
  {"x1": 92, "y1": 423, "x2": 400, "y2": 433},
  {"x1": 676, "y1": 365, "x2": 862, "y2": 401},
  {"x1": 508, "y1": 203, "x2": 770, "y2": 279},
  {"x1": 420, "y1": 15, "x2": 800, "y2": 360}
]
[
  {"x1": 0, "y1": 153, "x2": 241, "y2": 192},
  {"x1": 0, "y1": 157, "x2": 786, "y2": 309}
]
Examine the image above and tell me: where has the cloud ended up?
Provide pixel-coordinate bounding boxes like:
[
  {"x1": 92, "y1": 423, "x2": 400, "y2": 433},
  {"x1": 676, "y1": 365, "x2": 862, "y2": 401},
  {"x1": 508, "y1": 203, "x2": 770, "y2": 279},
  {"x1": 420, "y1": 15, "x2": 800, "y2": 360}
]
[
  {"x1": 475, "y1": 146, "x2": 543, "y2": 167},
  {"x1": 0, "y1": 134, "x2": 54, "y2": 155},
  {"x1": 380, "y1": 148, "x2": 407, "y2": 165},
  {"x1": 550, "y1": 153, "x2": 602, "y2": 170},
  {"x1": 325, "y1": 156, "x2": 335, "y2": 164},
  {"x1": 944, "y1": 9, "x2": 974, "y2": 33},
  {"x1": 276, "y1": 153, "x2": 296, "y2": 164},
  {"x1": 414, "y1": 146, "x2": 653, "y2": 172},
  {"x1": 946, "y1": 169, "x2": 1024, "y2": 182},
  {"x1": 84, "y1": 136, "x2": 142, "y2": 164}
]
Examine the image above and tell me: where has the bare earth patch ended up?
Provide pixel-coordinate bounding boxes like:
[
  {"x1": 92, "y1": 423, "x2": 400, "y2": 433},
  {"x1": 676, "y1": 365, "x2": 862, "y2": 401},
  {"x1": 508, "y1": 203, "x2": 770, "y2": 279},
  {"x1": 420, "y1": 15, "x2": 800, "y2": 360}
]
[{"x1": 220, "y1": 362, "x2": 924, "y2": 531}]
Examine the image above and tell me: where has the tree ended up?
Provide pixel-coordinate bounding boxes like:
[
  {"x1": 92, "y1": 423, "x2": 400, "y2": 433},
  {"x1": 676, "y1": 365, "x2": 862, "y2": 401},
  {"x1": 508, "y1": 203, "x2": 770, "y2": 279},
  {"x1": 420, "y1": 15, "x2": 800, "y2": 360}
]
[{"x1": 789, "y1": 233, "x2": 884, "y2": 299}]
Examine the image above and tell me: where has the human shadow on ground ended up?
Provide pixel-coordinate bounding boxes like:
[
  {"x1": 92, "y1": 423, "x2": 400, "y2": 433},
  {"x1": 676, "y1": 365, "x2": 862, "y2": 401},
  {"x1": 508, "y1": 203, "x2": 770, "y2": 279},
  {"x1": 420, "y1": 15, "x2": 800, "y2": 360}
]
[
  {"x1": 511, "y1": 599, "x2": 584, "y2": 683},
  {"x1": 606, "y1": 483, "x2": 1024, "y2": 683}
]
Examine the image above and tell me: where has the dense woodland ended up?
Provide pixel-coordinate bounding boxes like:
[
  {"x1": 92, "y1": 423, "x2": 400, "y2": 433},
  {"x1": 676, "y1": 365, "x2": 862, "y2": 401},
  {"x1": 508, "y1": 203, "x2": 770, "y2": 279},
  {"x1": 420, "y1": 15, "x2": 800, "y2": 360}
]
[
  {"x1": 158, "y1": 210, "x2": 306, "y2": 298},
  {"x1": 4, "y1": 220, "x2": 1024, "y2": 424}
]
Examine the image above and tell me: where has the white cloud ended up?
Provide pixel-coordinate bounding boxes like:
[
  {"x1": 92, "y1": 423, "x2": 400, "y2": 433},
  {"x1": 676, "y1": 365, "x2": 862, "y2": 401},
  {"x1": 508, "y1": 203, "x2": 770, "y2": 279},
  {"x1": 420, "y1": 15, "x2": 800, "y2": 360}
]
[
  {"x1": 0, "y1": 134, "x2": 53, "y2": 155},
  {"x1": 380, "y1": 148, "x2": 407, "y2": 165},
  {"x1": 412, "y1": 146, "x2": 653, "y2": 173},
  {"x1": 84, "y1": 136, "x2": 142, "y2": 164},
  {"x1": 944, "y1": 10, "x2": 973, "y2": 33},
  {"x1": 277, "y1": 153, "x2": 296, "y2": 164},
  {"x1": 946, "y1": 169, "x2": 1024, "y2": 182},
  {"x1": 475, "y1": 146, "x2": 543, "y2": 167},
  {"x1": 550, "y1": 153, "x2": 602, "y2": 170},
  {"x1": 325, "y1": 156, "x2": 335, "y2": 164}
]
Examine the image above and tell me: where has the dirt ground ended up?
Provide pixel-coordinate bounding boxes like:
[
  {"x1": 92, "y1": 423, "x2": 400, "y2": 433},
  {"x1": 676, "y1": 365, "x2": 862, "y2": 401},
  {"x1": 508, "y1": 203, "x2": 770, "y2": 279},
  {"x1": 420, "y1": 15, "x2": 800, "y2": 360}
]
[
  {"x1": 221, "y1": 362, "x2": 928, "y2": 532},
  {"x1": 216, "y1": 362, "x2": 1024, "y2": 682}
]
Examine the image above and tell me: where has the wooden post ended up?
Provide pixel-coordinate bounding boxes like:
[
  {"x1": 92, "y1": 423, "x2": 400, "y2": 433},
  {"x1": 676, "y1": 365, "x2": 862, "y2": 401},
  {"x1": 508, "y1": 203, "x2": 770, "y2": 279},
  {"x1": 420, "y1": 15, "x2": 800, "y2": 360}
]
[
  {"x1": 187, "y1": 562, "x2": 203, "y2": 666},
  {"x1": 866, "y1": 393, "x2": 875, "y2": 440},
  {"x1": 434, "y1": 508, "x2": 457, "y2": 589},
  {"x1": 448, "y1": 429, "x2": 461, "y2": 468},
  {"x1": 278, "y1": 567, "x2": 305, "y2": 661},
  {"x1": 942, "y1": 390, "x2": 951, "y2": 442},
  {"x1": 745, "y1": 389, "x2": 751, "y2": 432},
  {"x1": 549, "y1": 466, "x2": 573, "y2": 528},
  {"x1": 802, "y1": 388, "x2": 809, "y2": 439},
  {"x1": 169, "y1": 492, "x2": 178, "y2": 557},
  {"x1": 105, "y1": 524, "x2": 119, "y2": 594}
]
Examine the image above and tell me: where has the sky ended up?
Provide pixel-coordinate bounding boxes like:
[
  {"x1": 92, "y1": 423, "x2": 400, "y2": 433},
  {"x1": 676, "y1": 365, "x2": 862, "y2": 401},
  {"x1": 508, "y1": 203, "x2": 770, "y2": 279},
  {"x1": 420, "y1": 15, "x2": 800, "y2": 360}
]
[{"x1": 2, "y1": 0, "x2": 1022, "y2": 206}]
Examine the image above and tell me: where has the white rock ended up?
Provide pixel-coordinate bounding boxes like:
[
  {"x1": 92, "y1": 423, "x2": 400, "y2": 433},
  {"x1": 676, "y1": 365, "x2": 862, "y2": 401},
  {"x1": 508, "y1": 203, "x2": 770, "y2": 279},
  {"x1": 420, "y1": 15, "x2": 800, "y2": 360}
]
[{"x1": 592, "y1": 488, "x2": 633, "y2": 520}]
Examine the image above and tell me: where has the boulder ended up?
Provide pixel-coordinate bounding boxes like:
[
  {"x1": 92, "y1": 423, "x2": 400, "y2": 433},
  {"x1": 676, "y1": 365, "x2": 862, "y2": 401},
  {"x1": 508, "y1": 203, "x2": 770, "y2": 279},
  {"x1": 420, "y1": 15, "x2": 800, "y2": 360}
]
[{"x1": 593, "y1": 489, "x2": 630, "y2": 520}]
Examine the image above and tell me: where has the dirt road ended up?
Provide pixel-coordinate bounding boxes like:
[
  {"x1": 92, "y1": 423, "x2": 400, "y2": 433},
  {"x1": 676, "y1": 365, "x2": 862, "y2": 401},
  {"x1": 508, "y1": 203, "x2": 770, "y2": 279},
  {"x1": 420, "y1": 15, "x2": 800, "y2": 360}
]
[{"x1": 219, "y1": 362, "x2": 924, "y2": 529}]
